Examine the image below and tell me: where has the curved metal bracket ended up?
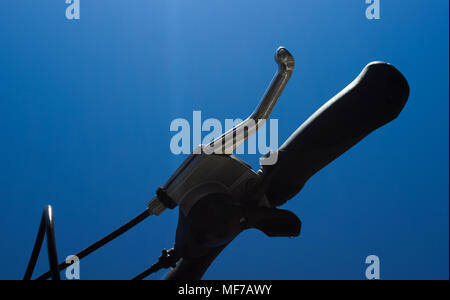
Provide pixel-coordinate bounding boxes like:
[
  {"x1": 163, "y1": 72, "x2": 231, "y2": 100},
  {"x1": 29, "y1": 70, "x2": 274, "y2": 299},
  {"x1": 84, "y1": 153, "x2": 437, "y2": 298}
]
[{"x1": 23, "y1": 205, "x2": 60, "y2": 280}]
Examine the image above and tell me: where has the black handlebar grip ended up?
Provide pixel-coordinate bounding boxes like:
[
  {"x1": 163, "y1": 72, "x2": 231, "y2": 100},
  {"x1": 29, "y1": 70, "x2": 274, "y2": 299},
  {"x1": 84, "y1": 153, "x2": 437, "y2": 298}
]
[{"x1": 261, "y1": 62, "x2": 410, "y2": 207}]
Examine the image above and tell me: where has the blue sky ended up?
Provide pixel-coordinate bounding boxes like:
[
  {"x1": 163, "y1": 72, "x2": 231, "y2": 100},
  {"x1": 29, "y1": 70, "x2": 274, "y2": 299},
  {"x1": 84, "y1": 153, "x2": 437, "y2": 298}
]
[{"x1": 0, "y1": 1, "x2": 448, "y2": 279}]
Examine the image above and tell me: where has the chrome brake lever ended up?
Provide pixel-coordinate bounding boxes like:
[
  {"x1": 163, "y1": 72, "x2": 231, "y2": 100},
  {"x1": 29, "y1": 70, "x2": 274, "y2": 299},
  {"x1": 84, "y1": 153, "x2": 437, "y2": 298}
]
[{"x1": 148, "y1": 47, "x2": 295, "y2": 216}]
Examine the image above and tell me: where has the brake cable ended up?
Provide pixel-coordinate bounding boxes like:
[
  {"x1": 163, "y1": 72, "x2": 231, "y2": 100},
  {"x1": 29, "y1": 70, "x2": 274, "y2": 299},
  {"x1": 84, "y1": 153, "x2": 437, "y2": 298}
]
[
  {"x1": 132, "y1": 248, "x2": 179, "y2": 280},
  {"x1": 24, "y1": 205, "x2": 159, "y2": 280}
]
